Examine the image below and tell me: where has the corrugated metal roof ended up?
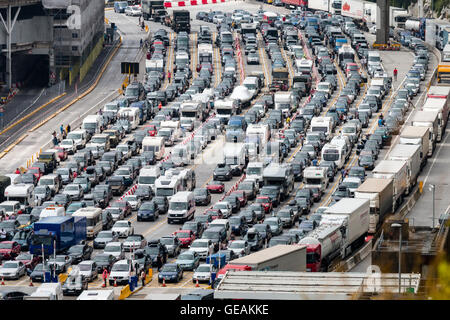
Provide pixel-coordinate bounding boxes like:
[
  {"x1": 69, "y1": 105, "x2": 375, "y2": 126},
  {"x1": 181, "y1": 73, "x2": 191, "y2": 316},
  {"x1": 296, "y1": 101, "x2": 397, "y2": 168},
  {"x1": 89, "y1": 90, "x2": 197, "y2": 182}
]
[{"x1": 229, "y1": 245, "x2": 306, "y2": 265}]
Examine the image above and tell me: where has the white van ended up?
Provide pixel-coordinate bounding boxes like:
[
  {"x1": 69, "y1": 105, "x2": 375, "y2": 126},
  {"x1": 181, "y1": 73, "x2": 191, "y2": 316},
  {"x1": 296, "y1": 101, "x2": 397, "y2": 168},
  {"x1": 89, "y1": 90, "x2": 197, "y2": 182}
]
[
  {"x1": 209, "y1": 219, "x2": 231, "y2": 240},
  {"x1": 39, "y1": 174, "x2": 62, "y2": 195},
  {"x1": 167, "y1": 191, "x2": 195, "y2": 224},
  {"x1": 0, "y1": 201, "x2": 21, "y2": 216},
  {"x1": 72, "y1": 207, "x2": 102, "y2": 238},
  {"x1": 39, "y1": 205, "x2": 65, "y2": 218},
  {"x1": 310, "y1": 117, "x2": 333, "y2": 137},
  {"x1": 160, "y1": 120, "x2": 181, "y2": 142},
  {"x1": 246, "y1": 162, "x2": 264, "y2": 187},
  {"x1": 242, "y1": 77, "x2": 259, "y2": 98},
  {"x1": 66, "y1": 130, "x2": 89, "y2": 150},
  {"x1": 117, "y1": 108, "x2": 140, "y2": 130},
  {"x1": 142, "y1": 136, "x2": 166, "y2": 160},
  {"x1": 138, "y1": 166, "x2": 161, "y2": 189},
  {"x1": 171, "y1": 145, "x2": 191, "y2": 167},
  {"x1": 77, "y1": 289, "x2": 114, "y2": 300},
  {"x1": 82, "y1": 115, "x2": 103, "y2": 135}
]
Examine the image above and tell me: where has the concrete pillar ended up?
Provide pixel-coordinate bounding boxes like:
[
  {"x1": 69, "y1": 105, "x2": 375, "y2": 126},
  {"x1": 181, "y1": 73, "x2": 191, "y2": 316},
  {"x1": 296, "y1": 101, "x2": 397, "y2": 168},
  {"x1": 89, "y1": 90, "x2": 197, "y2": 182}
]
[
  {"x1": 0, "y1": 5, "x2": 21, "y2": 90},
  {"x1": 376, "y1": 0, "x2": 390, "y2": 44}
]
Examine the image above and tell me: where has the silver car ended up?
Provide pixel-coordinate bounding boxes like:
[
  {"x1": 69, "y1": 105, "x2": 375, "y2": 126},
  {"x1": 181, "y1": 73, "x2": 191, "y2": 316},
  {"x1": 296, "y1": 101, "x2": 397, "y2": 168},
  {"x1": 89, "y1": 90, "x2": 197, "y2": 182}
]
[
  {"x1": 62, "y1": 184, "x2": 84, "y2": 201},
  {"x1": 0, "y1": 261, "x2": 26, "y2": 280},
  {"x1": 192, "y1": 263, "x2": 217, "y2": 283},
  {"x1": 78, "y1": 261, "x2": 99, "y2": 282}
]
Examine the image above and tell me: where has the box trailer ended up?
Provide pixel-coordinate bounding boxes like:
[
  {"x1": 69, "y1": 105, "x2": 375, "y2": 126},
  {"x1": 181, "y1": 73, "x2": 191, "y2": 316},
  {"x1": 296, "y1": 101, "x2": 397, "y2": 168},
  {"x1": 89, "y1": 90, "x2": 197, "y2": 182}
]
[
  {"x1": 354, "y1": 178, "x2": 394, "y2": 234},
  {"x1": 372, "y1": 160, "x2": 408, "y2": 210},
  {"x1": 387, "y1": 144, "x2": 421, "y2": 194},
  {"x1": 411, "y1": 110, "x2": 439, "y2": 155},
  {"x1": 322, "y1": 198, "x2": 369, "y2": 257},
  {"x1": 399, "y1": 126, "x2": 430, "y2": 167},
  {"x1": 423, "y1": 97, "x2": 448, "y2": 141},
  {"x1": 223, "y1": 245, "x2": 306, "y2": 272}
]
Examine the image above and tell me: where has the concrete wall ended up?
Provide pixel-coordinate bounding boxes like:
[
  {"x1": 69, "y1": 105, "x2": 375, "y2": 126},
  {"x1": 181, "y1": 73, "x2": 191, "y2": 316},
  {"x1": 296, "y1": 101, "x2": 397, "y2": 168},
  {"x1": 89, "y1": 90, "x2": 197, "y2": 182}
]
[{"x1": 0, "y1": 15, "x2": 53, "y2": 45}]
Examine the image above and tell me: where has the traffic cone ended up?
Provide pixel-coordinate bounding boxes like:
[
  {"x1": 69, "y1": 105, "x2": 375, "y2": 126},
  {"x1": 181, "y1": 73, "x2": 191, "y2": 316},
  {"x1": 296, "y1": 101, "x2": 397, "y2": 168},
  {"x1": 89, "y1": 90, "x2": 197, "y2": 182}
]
[
  {"x1": 114, "y1": 278, "x2": 117, "y2": 287},
  {"x1": 162, "y1": 278, "x2": 166, "y2": 287},
  {"x1": 195, "y1": 278, "x2": 199, "y2": 287},
  {"x1": 29, "y1": 278, "x2": 34, "y2": 287},
  {"x1": 1, "y1": 277, "x2": 4, "y2": 285}
]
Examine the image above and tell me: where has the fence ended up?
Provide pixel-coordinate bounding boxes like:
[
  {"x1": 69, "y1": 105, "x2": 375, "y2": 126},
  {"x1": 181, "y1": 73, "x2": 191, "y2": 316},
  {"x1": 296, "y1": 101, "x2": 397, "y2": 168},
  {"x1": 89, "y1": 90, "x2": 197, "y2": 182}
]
[{"x1": 80, "y1": 37, "x2": 105, "y2": 82}]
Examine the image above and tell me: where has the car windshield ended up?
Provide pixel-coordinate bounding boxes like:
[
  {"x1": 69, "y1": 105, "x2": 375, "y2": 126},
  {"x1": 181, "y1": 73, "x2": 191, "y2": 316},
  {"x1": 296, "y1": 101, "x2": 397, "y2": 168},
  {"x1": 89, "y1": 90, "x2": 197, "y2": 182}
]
[
  {"x1": 196, "y1": 265, "x2": 211, "y2": 273},
  {"x1": 65, "y1": 185, "x2": 79, "y2": 191},
  {"x1": 114, "y1": 222, "x2": 129, "y2": 228},
  {"x1": 69, "y1": 246, "x2": 83, "y2": 253},
  {"x1": 229, "y1": 241, "x2": 244, "y2": 248},
  {"x1": 175, "y1": 232, "x2": 190, "y2": 238},
  {"x1": 277, "y1": 211, "x2": 291, "y2": 217},
  {"x1": 162, "y1": 265, "x2": 177, "y2": 272},
  {"x1": 79, "y1": 264, "x2": 92, "y2": 271},
  {"x1": 97, "y1": 232, "x2": 112, "y2": 239},
  {"x1": 0, "y1": 221, "x2": 15, "y2": 228},
  {"x1": 2, "y1": 262, "x2": 18, "y2": 268},
  {"x1": 178, "y1": 253, "x2": 194, "y2": 260},
  {"x1": 105, "y1": 245, "x2": 121, "y2": 252},
  {"x1": 16, "y1": 253, "x2": 31, "y2": 260},
  {"x1": 190, "y1": 241, "x2": 207, "y2": 248},
  {"x1": 170, "y1": 202, "x2": 187, "y2": 210},
  {"x1": 126, "y1": 236, "x2": 141, "y2": 242},
  {"x1": 112, "y1": 263, "x2": 129, "y2": 272},
  {"x1": 0, "y1": 243, "x2": 12, "y2": 249},
  {"x1": 94, "y1": 255, "x2": 111, "y2": 262}
]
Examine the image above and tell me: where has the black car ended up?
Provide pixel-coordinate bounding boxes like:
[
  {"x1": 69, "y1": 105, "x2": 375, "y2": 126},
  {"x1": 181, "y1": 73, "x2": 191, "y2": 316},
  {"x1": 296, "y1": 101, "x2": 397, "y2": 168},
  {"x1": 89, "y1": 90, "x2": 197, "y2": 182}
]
[
  {"x1": 67, "y1": 244, "x2": 93, "y2": 264},
  {"x1": 30, "y1": 263, "x2": 63, "y2": 282},
  {"x1": 260, "y1": 186, "x2": 281, "y2": 207},
  {"x1": 298, "y1": 220, "x2": 318, "y2": 233},
  {"x1": 239, "y1": 209, "x2": 257, "y2": 226},
  {"x1": 134, "y1": 185, "x2": 153, "y2": 201},
  {"x1": 295, "y1": 188, "x2": 313, "y2": 206},
  {"x1": 193, "y1": 188, "x2": 211, "y2": 206},
  {"x1": 223, "y1": 195, "x2": 241, "y2": 213},
  {"x1": 102, "y1": 210, "x2": 114, "y2": 230},
  {"x1": 182, "y1": 221, "x2": 204, "y2": 238},
  {"x1": 213, "y1": 163, "x2": 233, "y2": 181},
  {"x1": 153, "y1": 196, "x2": 168, "y2": 214},
  {"x1": 93, "y1": 254, "x2": 117, "y2": 272},
  {"x1": 145, "y1": 240, "x2": 168, "y2": 267},
  {"x1": 228, "y1": 216, "x2": 248, "y2": 236}
]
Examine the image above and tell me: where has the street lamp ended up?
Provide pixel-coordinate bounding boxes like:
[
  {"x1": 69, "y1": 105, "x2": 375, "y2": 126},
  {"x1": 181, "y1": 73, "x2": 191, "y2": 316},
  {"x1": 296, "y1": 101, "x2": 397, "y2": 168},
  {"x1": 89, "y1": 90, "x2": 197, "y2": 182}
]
[
  {"x1": 429, "y1": 184, "x2": 435, "y2": 229},
  {"x1": 391, "y1": 223, "x2": 402, "y2": 294}
]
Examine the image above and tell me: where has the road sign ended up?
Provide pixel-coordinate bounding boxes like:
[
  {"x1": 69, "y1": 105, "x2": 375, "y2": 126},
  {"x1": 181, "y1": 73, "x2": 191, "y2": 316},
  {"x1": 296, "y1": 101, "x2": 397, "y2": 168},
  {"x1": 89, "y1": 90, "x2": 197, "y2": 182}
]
[{"x1": 121, "y1": 62, "x2": 139, "y2": 75}]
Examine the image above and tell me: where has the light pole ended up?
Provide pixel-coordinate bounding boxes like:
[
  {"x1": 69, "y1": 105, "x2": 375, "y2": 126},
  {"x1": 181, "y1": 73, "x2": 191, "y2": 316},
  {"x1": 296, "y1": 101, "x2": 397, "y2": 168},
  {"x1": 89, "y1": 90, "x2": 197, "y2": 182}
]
[
  {"x1": 391, "y1": 223, "x2": 402, "y2": 294},
  {"x1": 429, "y1": 184, "x2": 435, "y2": 229}
]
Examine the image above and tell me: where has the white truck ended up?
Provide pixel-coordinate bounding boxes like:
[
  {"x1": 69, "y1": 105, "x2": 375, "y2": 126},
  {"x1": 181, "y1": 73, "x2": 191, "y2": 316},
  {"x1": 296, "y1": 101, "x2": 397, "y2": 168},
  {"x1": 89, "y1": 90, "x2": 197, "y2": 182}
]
[
  {"x1": 154, "y1": 175, "x2": 181, "y2": 200},
  {"x1": 223, "y1": 142, "x2": 247, "y2": 175},
  {"x1": 171, "y1": 144, "x2": 192, "y2": 167},
  {"x1": 321, "y1": 198, "x2": 370, "y2": 256},
  {"x1": 242, "y1": 77, "x2": 260, "y2": 98},
  {"x1": 274, "y1": 92, "x2": 293, "y2": 117},
  {"x1": 138, "y1": 166, "x2": 160, "y2": 189},
  {"x1": 411, "y1": 110, "x2": 440, "y2": 156},
  {"x1": 303, "y1": 167, "x2": 329, "y2": 193},
  {"x1": 246, "y1": 124, "x2": 270, "y2": 154},
  {"x1": 310, "y1": 116, "x2": 333, "y2": 138},
  {"x1": 160, "y1": 120, "x2": 181, "y2": 142},
  {"x1": 341, "y1": 0, "x2": 407, "y2": 27},
  {"x1": 354, "y1": 178, "x2": 394, "y2": 234},
  {"x1": 387, "y1": 144, "x2": 421, "y2": 194},
  {"x1": 399, "y1": 126, "x2": 430, "y2": 166},
  {"x1": 308, "y1": 0, "x2": 342, "y2": 14},
  {"x1": 427, "y1": 85, "x2": 450, "y2": 125},
  {"x1": 215, "y1": 99, "x2": 239, "y2": 122},
  {"x1": 230, "y1": 85, "x2": 253, "y2": 108},
  {"x1": 180, "y1": 101, "x2": 203, "y2": 124},
  {"x1": 198, "y1": 43, "x2": 213, "y2": 64},
  {"x1": 145, "y1": 59, "x2": 164, "y2": 73},
  {"x1": 4, "y1": 184, "x2": 35, "y2": 209},
  {"x1": 372, "y1": 160, "x2": 408, "y2": 211},
  {"x1": 422, "y1": 97, "x2": 448, "y2": 142}
]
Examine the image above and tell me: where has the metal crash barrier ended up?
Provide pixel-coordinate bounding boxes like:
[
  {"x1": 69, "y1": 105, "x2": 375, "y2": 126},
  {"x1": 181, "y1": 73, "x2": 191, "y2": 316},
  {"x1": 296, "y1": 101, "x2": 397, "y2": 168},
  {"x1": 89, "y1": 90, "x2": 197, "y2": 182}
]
[{"x1": 372, "y1": 43, "x2": 401, "y2": 51}]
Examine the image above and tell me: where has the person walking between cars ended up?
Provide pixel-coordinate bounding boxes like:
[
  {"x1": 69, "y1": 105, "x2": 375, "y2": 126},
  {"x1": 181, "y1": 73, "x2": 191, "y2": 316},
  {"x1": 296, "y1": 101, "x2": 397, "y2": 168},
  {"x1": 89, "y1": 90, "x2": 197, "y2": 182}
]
[
  {"x1": 52, "y1": 135, "x2": 58, "y2": 146},
  {"x1": 60, "y1": 124, "x2": 64, "y2": 136},
  {"x1": 158, "y1": 101, "x2": 162, "y2": 110},
  {"x1": 141, "y1": 21, "x2": 145, "y2": 31},
  {"x1": 156, "y1": 253, "x2": 162, "y2": 272},
  {"x1": 167, "y1": 71, "x2": 171, "y2": 83},
  {"x1": 102, "y1": 267, "x2": 109, "y2": 287},
  {"x1": 15, "y1": 168, "x2": 20, "y2": 174},
  {"x1": 66, "y1": 124, "x2": 71, "y2": 134},
  {"x1": 140, "y1": 270, "x2": 146, "y2": 287},
  {"x1": 393, "y1": 67, "x2": 398, "y2": 81}
]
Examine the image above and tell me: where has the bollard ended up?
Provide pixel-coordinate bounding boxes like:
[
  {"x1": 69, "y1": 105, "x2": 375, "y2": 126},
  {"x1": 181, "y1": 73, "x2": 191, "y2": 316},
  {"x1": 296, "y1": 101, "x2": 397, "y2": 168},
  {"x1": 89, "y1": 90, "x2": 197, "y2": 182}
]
[
  {"x1": 1, "y1": 277, "x2": 4, "y2": 285},
  {"x1": 114, "y1": 278, "x2": 118, "y2": 287},
  {"x1": 162, "y1": 278, "x2": 166, "y2": 287},
  {"x1": 29, "y1": 278, "x2": 34, "y2": 286},
  {"x1": 195, "y1": 278, "x2": 199, "y2": 287},
  {"x1": 419, "y1": 181, "x2": 423, "y2": 193}
]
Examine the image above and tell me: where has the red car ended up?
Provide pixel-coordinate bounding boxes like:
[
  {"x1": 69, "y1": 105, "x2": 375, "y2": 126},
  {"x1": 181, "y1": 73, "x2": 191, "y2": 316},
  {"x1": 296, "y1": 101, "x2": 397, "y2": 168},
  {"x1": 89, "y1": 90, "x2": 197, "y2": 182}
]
[
  {"x1": 15, "y1": 252, "x2": 41, "y2": 270},
  {"x1": 231, "y1": 190, "x2": 248, "y2": 207},
  {"x1": 145, "y1": 124, "x2": 157, "y2": 136},
  {"x1": 0, "y1": 241, "x2": 21, "y2": 260},
  {"x1": 205, "y1": 209, "x2": 223, "y2": 220},
  {"x1": 173, "y1": 230, "x2": 196, "y2": 248},
  {"x1": 27, "y1": 167, "x2": 43, "y2": 182},
  {"x1": 54, "y1": 146, "x2": 68, "y2": 161},
  {"x1": 206, "y1": 180, "x2": 225, "y2": 193},
  {"x1": 255, "y1": 196, "x2": 273, "y2": 214}
]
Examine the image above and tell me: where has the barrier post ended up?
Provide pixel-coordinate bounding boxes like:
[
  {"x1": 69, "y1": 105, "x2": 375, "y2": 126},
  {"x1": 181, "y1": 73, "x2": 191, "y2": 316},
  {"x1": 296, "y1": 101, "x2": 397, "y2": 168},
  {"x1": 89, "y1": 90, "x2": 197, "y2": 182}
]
[{"x1": 419, "y1": 181, "x2": 423, "y2": 193}]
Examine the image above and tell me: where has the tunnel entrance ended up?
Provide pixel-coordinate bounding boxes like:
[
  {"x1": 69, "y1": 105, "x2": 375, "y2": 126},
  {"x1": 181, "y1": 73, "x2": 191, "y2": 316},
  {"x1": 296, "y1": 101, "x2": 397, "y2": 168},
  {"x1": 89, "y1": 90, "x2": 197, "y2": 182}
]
[{"x1": 11, "y1": 54, "x2": 49, "y2": 88}]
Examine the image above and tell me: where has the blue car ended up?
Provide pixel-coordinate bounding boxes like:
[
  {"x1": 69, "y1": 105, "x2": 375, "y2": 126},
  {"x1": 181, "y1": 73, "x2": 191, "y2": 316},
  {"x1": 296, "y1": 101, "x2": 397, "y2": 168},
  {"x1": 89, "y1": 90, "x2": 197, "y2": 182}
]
[
  {"x1": 158, "y1": 263, "x2": 183, "y2": 283},
  {"x1": 137, "y1": 201, "x2": 160, "y2": 222},
  {"x1": 114, "y1": 1, "x2": 127, "y2": 13}
]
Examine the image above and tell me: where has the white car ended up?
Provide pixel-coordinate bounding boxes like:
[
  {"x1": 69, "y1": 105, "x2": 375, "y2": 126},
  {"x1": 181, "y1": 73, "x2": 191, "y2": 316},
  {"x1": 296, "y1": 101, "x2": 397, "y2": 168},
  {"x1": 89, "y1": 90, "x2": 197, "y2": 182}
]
[
  {"x1": 60, "y1": 139, "x2": 76, "y2": 154},
  {"x1": 66, "y1": 130, "x2": 87, "y2": 150},
  {"x1": 122, "y1": 234, "x2": 147, "y2": 252},
  {"x1": 125, "y1": 6, "x2": 141, "y2": 16},
  {"x1": 227, "y1": 240, "x2": 250, "y2": 257},
  {"x1": 112, "y1": 220, "x2": 134, "y2": 238},
  {"x1": 109, "y1": 260, "x2": 134, "y2": 286},
  {"x1": 213, "y1": 202, "x2": 232, "y2": 218},
  {"x1": 116, "y1": 144, "x2": 132, "y2": 160},
  {"x1": 77, "y1": 260, "x2": 98, "y2": 282},
  {"x1": 62, "y1": 183, "x2": 84, "y2": 201},
  {"x1": 192, "y1": 263, "x2": 217, "y2": 283},
  {"x1": 123, "y1": 195, "x2": 141, "y2": 211},
  {"x1": 0, "y1": 261, "x2": 26, "y2": 280},
  {"x1": 188, "y1": 239, "x2": 214, "y2": 259},
  {"x1": 103, "y1": 242, "x2": 125, "y2": 260}
]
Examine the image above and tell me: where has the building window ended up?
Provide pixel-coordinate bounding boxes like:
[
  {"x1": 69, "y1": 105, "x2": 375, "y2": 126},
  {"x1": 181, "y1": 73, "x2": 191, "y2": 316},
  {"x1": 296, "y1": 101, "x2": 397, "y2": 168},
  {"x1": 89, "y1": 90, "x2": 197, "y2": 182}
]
[
  {"x1": 72, "y1": 33, "x2": 78, "y2": 38},
  {"x1": 72, "y1": 46, "x2": 78, "y2": 51}
]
